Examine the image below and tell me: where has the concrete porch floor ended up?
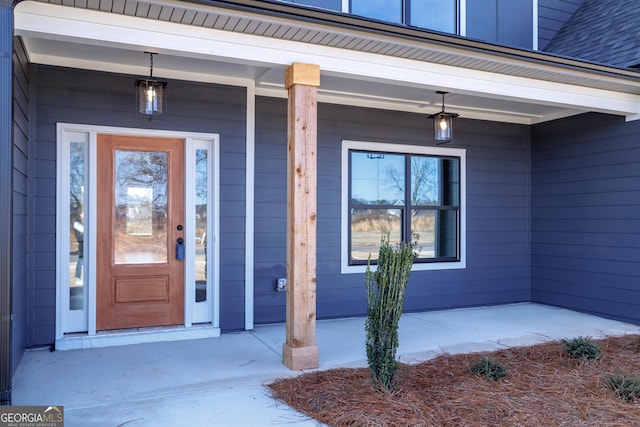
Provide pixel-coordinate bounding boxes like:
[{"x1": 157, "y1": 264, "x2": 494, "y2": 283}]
[{"x1": 12, "y1": 303, "x2": 640, "y2": 426}]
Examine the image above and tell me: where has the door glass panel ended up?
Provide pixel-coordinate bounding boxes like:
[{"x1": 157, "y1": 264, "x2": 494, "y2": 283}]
[
  {"x1": 114, "y1": 150, "x2": 168, "y2": 264},
  {"x1": 195, "y1": 149, "x2": 208, "y2": 302},
  {"x1": 69, "y1": 142, "x2": 86, "y2": 310}
]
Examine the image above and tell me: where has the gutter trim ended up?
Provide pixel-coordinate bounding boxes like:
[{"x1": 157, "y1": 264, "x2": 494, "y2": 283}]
[{"x1": 180, "y1": 0, "x2": 640, "y2": 82}]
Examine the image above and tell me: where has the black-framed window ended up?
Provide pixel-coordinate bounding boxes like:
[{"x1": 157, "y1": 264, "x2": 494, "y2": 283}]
[
  {"x1": 350, "y1": 0, "x2": 458, "y2": 34},
  {"x1": 348, "y1": 149, "x2": 460, "y2": 265}
]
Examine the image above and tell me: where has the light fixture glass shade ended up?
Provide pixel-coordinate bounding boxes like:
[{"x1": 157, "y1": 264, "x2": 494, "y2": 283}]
[
  {"x1": 432, "y1": 112, "x2": 457, "y2": 144},
  {"x1": 135, "y1": 79, "x2": 167, "y2": 116}
]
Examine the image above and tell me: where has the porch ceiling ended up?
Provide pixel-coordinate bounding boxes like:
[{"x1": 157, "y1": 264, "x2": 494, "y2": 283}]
[{"x1": 14, "y1": 0, "x2": 640, "y2": 124}]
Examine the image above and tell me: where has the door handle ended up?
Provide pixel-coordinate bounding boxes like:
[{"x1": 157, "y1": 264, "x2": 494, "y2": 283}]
[{"x1": 176, "y1": 237, "x2": 185, "y2": 260}]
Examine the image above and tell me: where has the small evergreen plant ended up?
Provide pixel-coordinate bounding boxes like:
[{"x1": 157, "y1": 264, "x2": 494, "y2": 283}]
[
  {"x1": 365, "y1": 234, "x2": 414, "y2": 391},
  {"x1": 562, "y1": 337, "x2": 601, "y2": 360},
  {"x1": 471, "y1": 356, "x2": 508, "y2": 381},
  {"x1": 604, "y1": 373, "x2": 640, "y2": 402}
]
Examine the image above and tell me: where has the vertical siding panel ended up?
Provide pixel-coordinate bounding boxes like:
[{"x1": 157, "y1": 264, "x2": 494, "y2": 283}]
[
  {"x1": 254, "y1": 97, "x2": 531, "y2": 325},
  {"x1": 467, "y1": 0, "x2": 533, "y2": 49},
  {"x1": 532, "y1": 113, "x2": 640, "y2": 325}
]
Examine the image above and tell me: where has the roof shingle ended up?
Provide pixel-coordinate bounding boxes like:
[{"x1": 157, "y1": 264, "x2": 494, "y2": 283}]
[{"x1": 544, "y1": 0, "x2": 640, "y2": 68}]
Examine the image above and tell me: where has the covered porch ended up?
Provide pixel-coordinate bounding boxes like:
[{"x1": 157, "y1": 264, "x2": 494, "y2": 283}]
[
  {"x1": 5, "y1": 0, "x2": 640, "y2": 407},
  {"x1": 12, "y1": 303, "x2": 640, "y2": 426}
]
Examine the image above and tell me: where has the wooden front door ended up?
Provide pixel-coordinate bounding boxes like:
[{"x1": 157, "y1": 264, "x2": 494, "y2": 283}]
[{"x1": 97, "y1": 135, "x2": 185, "y2": 331}]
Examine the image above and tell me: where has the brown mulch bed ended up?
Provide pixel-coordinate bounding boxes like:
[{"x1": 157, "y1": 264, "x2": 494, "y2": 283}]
[{"x1": 268, "y1": 335, "x2": 640, "y2": 426}]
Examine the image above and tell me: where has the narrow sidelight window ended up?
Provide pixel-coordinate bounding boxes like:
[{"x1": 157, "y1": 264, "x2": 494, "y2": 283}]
[
  {"x1": 195, "y1": 149, "x2": 208, "y2": 303},
  {"x1": 69, "y1": 142, "x2": 87, "y2": 310}
]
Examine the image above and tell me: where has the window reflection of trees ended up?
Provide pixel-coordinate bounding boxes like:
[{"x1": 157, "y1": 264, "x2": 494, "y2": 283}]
[
  {"x1": 195, "y1": 149, "x2": 208, "y2": 242},
  {"x1": 70, "y1": 143, "x2": 85, "y2": 256},
  {"x1": 351, "y1": 154, "x2": 444, "y2": 206},
  {"x1": 410, "y1": 157, "x2": 439, "y2": 205},
  {"x1": 195, "y1": 150, "x2": 207, "y2": 202},
  {"x1": 70, "y1": 143, "x2": 85, "y2": 218},
  {"x1": 351, "y1": 152, "x2": 404, "y2": 205},
  {"x1": 350, "y1": 151, "x2": 460, "y2": 263},
  {"x1": 69, "y1": 142, "x2": 86, "y2": 310},
  {"x1": 114, "y1": 150, "x2": 169, "y2": 264},
  {"x1": 383, "y1": 156, "x2": 439, "y2": 206},
  {"x1": 195, "y1": 150, "x2": 208, "y2": 302},
  {"x1": 115, "y1": 151, "x2": 168, "y2": 210}
]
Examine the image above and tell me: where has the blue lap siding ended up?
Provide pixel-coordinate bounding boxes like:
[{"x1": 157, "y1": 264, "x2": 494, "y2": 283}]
[
  {"x1": 254, "y1": 96, "x2": 531, "y2": 324},
  {"x1": 531, "y1": 113, "x2": 640, "y2": 324}
]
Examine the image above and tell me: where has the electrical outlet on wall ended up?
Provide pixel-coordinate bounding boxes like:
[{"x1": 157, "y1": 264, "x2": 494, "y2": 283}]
[{"x1": 276, "y1": 278, "x2": 287, "y2": 292}]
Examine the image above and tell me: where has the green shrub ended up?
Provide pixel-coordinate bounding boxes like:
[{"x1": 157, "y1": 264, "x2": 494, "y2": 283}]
[
  {"x1": 471, "y1": 356, "x2": 508, "y2": 381},
  {"x1": 604, "y1": 373, "x2": 640, "y2": 402},
  {"x1": 562, "y1": 337, "x2": 601, "y2": 360},
  {"x1": 365, "y1": 234, "x2": 414, "y2": 391}
]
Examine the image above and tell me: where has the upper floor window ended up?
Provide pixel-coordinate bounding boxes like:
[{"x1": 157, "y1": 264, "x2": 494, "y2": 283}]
[
  {"x1": 351, "y1": 0, "x2": 458, "y2": 34},
  {"x1": 341, "y1": 140, "x2": 466, "y2": 274}
]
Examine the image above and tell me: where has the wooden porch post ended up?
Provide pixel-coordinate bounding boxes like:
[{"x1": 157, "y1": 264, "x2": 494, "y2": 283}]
[{"x1": 282, "y1": 62, "x2": 320, "y2": 370}]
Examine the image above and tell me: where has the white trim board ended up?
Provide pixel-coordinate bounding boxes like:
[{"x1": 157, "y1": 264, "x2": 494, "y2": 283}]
[
  {"x1": 244, "y1": 81, "x2": 256, "y2": 330},
  {"x1": 56, "y1": 325, "x2": 220, "y2": 351},
  {"x1": 341, "y1": 140, "x2": 467, "y2": 274}
]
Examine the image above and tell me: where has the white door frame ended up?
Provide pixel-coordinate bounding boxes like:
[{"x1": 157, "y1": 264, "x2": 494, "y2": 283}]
[{"x1": 55, "y1": 123, "x2": 220, "y2": 349}]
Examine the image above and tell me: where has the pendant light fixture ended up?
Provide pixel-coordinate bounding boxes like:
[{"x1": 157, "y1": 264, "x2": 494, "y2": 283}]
[
  {"x1": 428, "y1": 91, "x2": 459, "y2": 145},
  {"x1": 135, "y1": 52, "x2": 167, "y2": 119}
]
